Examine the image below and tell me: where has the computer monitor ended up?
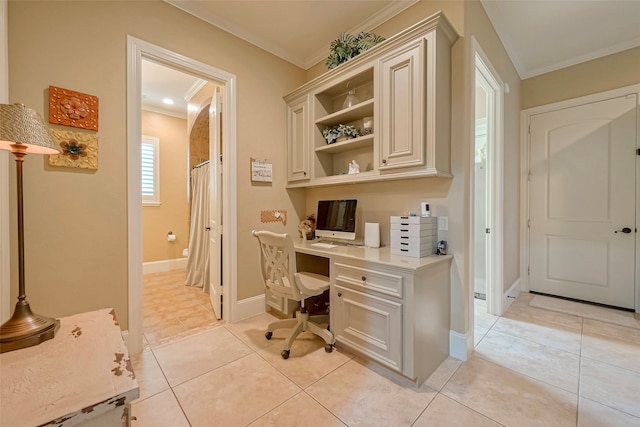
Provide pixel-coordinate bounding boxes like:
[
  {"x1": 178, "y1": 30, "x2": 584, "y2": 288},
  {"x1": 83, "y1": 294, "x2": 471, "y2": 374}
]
[{"x1": 315, "y1": 199, "x2": 357, "y2": 241}]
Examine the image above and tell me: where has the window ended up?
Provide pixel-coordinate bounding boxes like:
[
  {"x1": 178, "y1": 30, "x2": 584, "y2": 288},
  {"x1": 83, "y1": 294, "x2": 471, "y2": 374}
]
[{"x1": 141, "y1": 135, "x2": 160, "y2": 206}]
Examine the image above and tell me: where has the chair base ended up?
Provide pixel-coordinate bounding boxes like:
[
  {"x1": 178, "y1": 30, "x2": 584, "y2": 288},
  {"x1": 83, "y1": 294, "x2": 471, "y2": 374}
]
[{"x1": 265, "y1": 311, "x2": 334, "y2": 358}]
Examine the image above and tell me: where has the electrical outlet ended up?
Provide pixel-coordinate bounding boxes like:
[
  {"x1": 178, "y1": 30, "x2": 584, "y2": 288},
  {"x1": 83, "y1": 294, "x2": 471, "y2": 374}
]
[{"x1": 438, "y1": 216, "x2": 448, "y2": 231}]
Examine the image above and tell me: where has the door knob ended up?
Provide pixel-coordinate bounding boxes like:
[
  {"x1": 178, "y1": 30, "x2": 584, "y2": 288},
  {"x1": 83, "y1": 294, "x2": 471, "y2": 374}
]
[{"x1": 614, "y1": 227, "x2": 632, "y2": 234}]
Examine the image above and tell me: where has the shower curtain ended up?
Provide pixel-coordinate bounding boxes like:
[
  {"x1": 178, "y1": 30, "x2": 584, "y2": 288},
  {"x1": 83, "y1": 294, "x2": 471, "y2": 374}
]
[{"x1": 185, "y1": 162, "x2": 210, "y2": 289}]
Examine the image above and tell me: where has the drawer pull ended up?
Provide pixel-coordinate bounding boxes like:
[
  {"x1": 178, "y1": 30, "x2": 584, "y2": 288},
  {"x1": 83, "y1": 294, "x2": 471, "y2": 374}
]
[
  {"x1": 400, "y1": 229, "x2": 408, "y2": 232},
  {"x1": 401, "y1": 249, "x2": 408, "y2": 252},
  {"x1": 401, "y1": 236, "x2": 408, "y2": 239},
  {"x1": 361, "y1": 276, "x2": 366, "y2": 282},
  {"x1": 401, "y1": 223, "x2": 409, "y2": 226},
  {"x1": 401, "y1": 242, "x2": 408, "y2": 245}
]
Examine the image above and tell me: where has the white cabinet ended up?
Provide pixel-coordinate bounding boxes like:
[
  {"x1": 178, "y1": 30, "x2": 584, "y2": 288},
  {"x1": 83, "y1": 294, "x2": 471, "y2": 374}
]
[
  {"x1": 332, "y1": 262, "x2": 404, "y2": 371},
  {"x1": 379, "y1": 39, "x2": 425, "y2": 170},
  {"x1": 329, "y1": 254, "x2": 452, "y2": 384},
  {"x1": 286, "y1": 96, "x2": 310, "y2": 182},
  {"x1": 284, "y1": 12, "x2": 457, "y2": 188}
]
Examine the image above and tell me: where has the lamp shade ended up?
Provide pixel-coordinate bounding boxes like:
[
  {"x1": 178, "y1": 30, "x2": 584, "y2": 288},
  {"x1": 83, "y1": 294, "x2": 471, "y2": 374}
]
[{"x1": 0, "y1": 103, "x2": 59, "y2": 154}]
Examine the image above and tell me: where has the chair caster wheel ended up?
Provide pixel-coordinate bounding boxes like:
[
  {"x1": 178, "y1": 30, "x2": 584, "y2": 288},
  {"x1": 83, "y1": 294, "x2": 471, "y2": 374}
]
[
  {"x1": 281, "y1": 349, "x2": 290, "y2": 359},
  {"x1": 325, "y1": 344, "x2": 333, "y2": 353},
  {"x1": 265, "y1": 332, "x2": 273, "y2": 340}
]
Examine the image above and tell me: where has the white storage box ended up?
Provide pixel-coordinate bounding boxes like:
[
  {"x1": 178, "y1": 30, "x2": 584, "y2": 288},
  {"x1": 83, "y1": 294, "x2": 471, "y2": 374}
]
[{"x1": 390, "y1": 216, "x2": 438, "y2": 258}]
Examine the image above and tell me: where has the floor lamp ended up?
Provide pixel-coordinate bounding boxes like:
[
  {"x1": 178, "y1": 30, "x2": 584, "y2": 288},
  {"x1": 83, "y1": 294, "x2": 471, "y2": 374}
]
[{"x1": 0, "y1": 103, "x2": 60, "y2": 353}]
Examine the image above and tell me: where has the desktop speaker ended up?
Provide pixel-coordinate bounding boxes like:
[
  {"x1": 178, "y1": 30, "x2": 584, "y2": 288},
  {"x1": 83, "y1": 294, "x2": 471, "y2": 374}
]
[{"x1": 364, "y1": 222, "x2": 380, "y2": 248}]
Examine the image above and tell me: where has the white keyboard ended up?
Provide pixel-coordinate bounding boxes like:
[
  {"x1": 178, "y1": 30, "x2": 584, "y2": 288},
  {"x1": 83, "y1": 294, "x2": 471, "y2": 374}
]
[{"x1": 310, "y1": 242, "x2": 338, "y2": 249}]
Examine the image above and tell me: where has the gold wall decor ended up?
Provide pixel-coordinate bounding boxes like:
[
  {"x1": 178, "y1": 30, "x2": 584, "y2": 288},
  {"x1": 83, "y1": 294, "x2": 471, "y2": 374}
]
[
  {"x1": 49, "y1": 86, "x2": 99, "y2": 131},
  {"x1": 48, "y1": 128, "x2": 98, "y2": 170}
]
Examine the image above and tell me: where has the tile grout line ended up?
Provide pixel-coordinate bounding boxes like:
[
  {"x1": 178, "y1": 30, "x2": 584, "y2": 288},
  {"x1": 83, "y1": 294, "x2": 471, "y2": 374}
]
[{"x1": 133, "y1": 344, "x2": 194, "y2": 426}]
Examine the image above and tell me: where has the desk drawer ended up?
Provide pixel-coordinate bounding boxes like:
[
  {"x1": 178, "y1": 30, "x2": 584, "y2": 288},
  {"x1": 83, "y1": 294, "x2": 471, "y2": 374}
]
[{"x1": 334, "y1": 262, "x2": 403, "y2": 299}]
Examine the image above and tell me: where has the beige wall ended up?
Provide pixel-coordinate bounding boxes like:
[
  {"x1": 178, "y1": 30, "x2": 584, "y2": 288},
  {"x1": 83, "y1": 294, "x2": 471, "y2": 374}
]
[
  {"x1": 521, "y1": 46, "x2": 640, "y2": 109},
  {"x1": 8, "y1": 0, "x2": 306, "y2": 329},
  {"x1": 7, "y1": 0, "x2": 520, "y2": 339},
  {"x1": 141, "y1": 110, "x2": 189, "y2": 263}
]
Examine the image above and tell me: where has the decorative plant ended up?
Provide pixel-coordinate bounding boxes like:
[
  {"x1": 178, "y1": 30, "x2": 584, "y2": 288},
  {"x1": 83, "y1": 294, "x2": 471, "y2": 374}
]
[
  {"x1": 298, "y1": 214, "x2": 316, "y2": 238},
  {"x1": 326, "y1": 31, "x2": 385, "y2": 69},
  {"x1": 323, "y1": 124, "x2": 360, "y2": 144}
]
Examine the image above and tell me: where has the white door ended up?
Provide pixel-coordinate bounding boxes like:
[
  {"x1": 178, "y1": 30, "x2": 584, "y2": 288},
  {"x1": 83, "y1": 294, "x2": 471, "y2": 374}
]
[
  {"x1": 529, "y1": 94, "x2": 637, "y2": 309},
  {"x1": 209, "y1": 88, "x2": 223, "y2": 319}
]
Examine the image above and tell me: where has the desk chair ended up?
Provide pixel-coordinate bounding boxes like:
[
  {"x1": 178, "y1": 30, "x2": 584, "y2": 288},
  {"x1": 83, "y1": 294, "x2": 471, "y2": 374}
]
[{"x1": 252, "y1": 230, "x2": 334, "y2": 359}]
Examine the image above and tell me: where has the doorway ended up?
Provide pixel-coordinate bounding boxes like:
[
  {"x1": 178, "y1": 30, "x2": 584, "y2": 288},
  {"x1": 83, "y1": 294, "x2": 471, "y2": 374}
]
[
  {"x1": 127, "y1": 37, "x2": 237, "y2": 354},
  {"x1": 139, "y1": 59, "x2": 222, "y2": 346},
  {"x1": 472, "y1": 40, "x2": 505, "y2": 333}
]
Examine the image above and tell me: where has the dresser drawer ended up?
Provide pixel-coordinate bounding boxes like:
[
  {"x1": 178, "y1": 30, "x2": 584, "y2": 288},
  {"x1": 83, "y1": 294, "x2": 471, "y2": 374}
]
[
  {"x1": 391, "y1": 245, "x2": 436, "y2": 258},
  {"x1": 391, "y1": 228, "x2": 436, "y2": 241},
  {"x1": 390, "y1": 236, "x2": 434, "y2": 250},
  {"x1": 390, "y1": 216, "x2": 437, "y2": 225},
  {"x1": 334, "y1": 262, "x2": 403, "y2": 299},
  {"x1": 390, "y1": 223, "x2": 436, "y2": 236}
]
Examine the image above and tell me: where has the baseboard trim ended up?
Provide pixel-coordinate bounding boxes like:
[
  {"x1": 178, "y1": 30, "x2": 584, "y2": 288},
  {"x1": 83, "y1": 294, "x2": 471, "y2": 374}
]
[
  {"x1": 142, "y1": 257, "x2": 187, "y2": 274},
  {"x1": 504, "y1": 278, "x2": 520, "y2": 312},
  {"x1": 232, "y1": 294, "x2": 265, "y2": 322},
  {"x1": 449, "y1": 329, "x2": 471, "y2": 361}
]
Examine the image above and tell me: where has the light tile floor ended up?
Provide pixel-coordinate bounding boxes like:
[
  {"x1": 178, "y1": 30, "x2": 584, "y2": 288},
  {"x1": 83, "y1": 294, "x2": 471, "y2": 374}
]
[
  {"x1": 142, "y1": 269, "x2": 219, "y2": 347},
  {"x1": 129, "y1": 289, "x2": 640, "y2": 426}
]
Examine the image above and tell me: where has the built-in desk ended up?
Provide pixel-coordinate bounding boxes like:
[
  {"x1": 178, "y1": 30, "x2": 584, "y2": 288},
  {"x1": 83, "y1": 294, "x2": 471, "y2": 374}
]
[
  {"x1": 294, "y1": 240, "x2": 452, "y2": 385},
  {"x1": 0, "y1": 308, "x2": 139, "y2": 426}
]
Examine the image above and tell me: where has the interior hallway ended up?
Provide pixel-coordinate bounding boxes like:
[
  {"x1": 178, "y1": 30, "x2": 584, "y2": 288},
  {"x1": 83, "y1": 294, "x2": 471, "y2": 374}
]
[
  {"x1": 129, "y1": 285, "x2": 640, "y2": 426},
  {"x1": 143, "y1": 269, "x2": 219, "y2": 347}
]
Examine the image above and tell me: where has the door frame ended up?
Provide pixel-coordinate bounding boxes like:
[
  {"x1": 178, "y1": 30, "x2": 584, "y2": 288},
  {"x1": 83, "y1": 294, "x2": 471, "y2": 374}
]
[
  {"x1": 471, "y1": 37, "x2": 505, "y2": 318},
  {"x1": 520, "y1": 84, "x2": 640, "y2": 313},
  {"x1": 126, "y1": 36, "x2": 238, "y2": 353}
]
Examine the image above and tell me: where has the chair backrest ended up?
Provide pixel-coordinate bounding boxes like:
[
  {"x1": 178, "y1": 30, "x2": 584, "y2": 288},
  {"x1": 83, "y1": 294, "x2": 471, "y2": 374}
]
[{"x1": 252, "y1": 230, "x2": 303, "y2": 302}]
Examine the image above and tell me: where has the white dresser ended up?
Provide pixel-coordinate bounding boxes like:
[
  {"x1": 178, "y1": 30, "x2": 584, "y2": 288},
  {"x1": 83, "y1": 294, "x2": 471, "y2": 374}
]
[{"x1": 0, "y1": 309, "x2": 139, "y2": 426}]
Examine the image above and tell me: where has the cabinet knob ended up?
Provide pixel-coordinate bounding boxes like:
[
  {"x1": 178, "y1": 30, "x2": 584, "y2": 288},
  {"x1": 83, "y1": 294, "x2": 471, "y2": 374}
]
[
  {"x1": 303, "y1": 171, "x2": 307, "y2": 176},
  {"x1": 361, "y1": 276, "x2": 366, "y2": 282},
  {"x1": 337, "y1": 292, "x2": 342, "y2": 297},
  {"x1": 382, "y1": 159, "x2": 387, "y2": 164}
]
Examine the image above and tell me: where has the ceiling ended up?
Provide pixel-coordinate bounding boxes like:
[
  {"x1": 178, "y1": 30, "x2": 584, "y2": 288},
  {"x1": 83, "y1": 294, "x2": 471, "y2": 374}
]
[
  {"x1": 141, "y1": 60, "x2": 205, "y2": 118},
  {"x1": 480, "y1": 0, "x2": 640, "y2": 79},
  {"x1": 144, "y1": 0, "x2": 640, "y2": 116}
]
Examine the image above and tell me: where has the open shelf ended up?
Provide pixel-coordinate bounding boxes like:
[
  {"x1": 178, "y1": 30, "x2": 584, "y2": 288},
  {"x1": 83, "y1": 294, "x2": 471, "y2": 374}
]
[
  {"x1": 315, "y1": 134, "x2": 374, "y2": 154},
  {"x1": 315, "y1": 99, "x2": 374, "y2": 127}
]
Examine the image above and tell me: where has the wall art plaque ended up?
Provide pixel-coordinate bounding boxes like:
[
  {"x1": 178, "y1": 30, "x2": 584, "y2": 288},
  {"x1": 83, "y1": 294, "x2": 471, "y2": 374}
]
[
  {"x1": 48, "y1": 128, "x2": 98, "y2": 170},
  {"x1": 49, "y1": 86, "x2": 99, "y2": 131}
]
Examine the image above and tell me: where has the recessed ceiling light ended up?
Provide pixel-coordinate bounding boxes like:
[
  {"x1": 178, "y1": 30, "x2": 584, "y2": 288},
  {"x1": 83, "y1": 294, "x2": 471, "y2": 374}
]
[{"x1": 162, "y1": 98, "x2": 174, "y2": 105}]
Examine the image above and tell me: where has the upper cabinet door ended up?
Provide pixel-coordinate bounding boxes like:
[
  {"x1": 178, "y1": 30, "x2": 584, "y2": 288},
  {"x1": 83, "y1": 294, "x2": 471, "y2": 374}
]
[
  {"x1": 378, "y1": 39, "x2": 425, "y2": 171},
  {"x1": 287, "y1": 96, "x2": 310, "y2": 181}
]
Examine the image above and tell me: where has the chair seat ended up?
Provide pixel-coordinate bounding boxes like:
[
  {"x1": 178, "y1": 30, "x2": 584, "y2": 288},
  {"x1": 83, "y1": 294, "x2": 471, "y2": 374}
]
[{"x1": 296, "y1": 272, "x2": 330, "y2": 297}]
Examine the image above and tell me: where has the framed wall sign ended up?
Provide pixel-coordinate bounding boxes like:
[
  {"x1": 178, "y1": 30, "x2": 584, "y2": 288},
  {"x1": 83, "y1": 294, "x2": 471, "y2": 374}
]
[{"x1": 251, "y1": 158, "x2": 272, "y2": 182}]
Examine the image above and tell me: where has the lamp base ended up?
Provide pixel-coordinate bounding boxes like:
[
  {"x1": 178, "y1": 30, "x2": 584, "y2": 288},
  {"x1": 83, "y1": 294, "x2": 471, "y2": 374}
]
[{"x1": 0, "y1": 301, "x2": 59, "y2": 353}]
